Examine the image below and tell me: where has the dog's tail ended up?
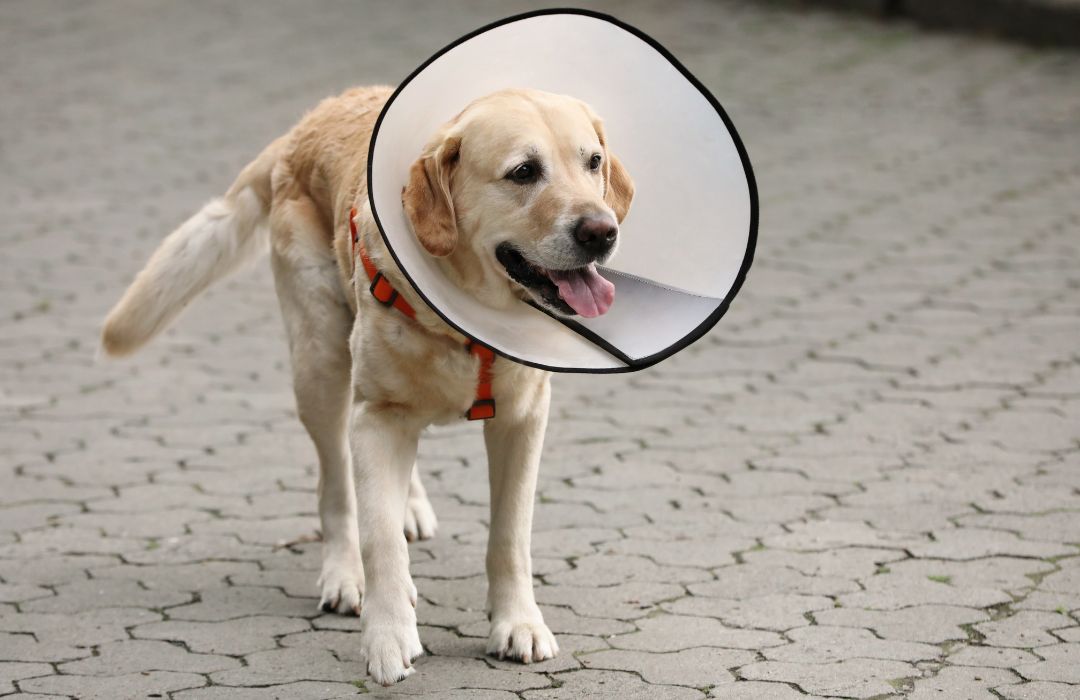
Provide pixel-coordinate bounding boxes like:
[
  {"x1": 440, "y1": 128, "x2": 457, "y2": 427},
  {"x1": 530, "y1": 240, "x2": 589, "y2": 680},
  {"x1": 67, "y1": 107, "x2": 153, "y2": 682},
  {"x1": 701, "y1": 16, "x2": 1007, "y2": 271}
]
[{"x1": 101, "y1": 137, "x2": 285, "y2": 357}]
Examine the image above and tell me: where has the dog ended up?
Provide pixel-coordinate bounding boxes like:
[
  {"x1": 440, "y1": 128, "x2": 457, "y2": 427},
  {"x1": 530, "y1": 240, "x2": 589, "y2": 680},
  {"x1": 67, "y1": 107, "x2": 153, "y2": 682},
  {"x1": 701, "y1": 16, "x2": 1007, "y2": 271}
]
[{"x1": 101, "y1": 85, "x2": 634, "y2": 685}]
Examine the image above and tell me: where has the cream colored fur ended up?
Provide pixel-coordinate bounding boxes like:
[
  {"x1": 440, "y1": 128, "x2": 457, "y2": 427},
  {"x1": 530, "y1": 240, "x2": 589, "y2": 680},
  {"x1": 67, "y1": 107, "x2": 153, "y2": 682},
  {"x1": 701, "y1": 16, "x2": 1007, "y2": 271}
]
[{"x1": 101, "y1": 85, "x2": 632, "y2": 686}]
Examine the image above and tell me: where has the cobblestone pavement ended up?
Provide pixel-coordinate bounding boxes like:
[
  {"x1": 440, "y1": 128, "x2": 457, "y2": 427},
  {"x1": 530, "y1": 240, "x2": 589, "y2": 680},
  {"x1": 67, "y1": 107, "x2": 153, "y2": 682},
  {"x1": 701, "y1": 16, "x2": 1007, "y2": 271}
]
[{"x1": 2, "y1": 1, "x2": 1079, "y2": 698}]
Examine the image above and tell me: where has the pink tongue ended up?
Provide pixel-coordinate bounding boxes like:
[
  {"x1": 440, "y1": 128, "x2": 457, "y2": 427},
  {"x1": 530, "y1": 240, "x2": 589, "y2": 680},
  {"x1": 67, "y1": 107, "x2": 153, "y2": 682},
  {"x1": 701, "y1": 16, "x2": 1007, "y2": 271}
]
[{"x1": 549, "y1": 264, "x2": 615, "y2": 318}]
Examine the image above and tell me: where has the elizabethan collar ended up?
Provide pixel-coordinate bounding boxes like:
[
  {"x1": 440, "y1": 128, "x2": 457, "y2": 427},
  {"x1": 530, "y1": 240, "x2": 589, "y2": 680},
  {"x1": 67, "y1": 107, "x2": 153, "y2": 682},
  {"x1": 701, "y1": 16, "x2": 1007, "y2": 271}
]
[{"x1": 368, "y1": 9, "x2": 757, "y2": 372}]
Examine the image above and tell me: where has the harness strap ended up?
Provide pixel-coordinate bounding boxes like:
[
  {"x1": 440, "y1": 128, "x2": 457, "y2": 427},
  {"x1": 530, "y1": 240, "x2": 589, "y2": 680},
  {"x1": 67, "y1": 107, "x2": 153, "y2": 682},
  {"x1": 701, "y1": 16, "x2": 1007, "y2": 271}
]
[{"x1": 350, "y1": 207, "x2": 495, "y2": 421}]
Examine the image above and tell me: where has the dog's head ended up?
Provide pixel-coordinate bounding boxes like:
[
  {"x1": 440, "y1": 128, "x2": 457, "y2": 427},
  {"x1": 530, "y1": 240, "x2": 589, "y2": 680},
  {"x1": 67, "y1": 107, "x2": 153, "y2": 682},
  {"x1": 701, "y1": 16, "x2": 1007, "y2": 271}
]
[{"x1": 402, "y1": 89, "x2": 634, "y2": 319}]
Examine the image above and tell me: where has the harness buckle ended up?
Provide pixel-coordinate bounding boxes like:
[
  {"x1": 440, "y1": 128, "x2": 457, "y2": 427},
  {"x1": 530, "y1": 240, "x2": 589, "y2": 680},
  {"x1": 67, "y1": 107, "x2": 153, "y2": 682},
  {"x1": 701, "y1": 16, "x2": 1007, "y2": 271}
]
[
  {"x1": 369, "y1": 272, "x2": 399, "y2": 307},
  {"x1": 465, "y1": 398, "x2": 496, "y2": 421}
]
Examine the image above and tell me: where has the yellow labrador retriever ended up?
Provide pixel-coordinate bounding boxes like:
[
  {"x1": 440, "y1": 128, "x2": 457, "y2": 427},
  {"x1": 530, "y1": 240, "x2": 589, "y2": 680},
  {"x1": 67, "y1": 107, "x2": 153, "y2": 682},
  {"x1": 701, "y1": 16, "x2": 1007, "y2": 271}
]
[{"x1": 101, "y1": 86, "x2": 633, "y2": 685}]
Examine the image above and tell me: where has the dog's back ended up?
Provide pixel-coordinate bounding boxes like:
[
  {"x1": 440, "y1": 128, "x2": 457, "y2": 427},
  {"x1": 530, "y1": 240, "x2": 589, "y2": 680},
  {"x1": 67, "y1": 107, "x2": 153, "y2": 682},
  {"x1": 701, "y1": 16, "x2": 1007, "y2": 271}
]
[{"x1": 101, "y1": 86, "x2": 392, "y2": 356}]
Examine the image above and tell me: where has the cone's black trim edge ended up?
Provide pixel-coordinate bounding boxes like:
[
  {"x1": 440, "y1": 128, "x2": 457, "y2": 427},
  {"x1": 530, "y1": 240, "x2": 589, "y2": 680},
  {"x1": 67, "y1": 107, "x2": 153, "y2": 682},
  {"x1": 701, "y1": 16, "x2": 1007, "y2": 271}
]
[{"x1": 366, "y1": 7, "x2": 758, "y2": 375}]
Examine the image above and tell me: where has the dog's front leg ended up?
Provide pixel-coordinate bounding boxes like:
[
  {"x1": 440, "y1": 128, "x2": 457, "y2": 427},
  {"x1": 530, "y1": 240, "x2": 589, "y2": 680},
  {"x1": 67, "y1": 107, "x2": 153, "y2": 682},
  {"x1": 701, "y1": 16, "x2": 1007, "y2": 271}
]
[
  {"x1": 351, "y1": 402, "x2": 424, "y2": 685},
  {"x1": 483, "y1": 378, "x2": 558, "y2": 663}
]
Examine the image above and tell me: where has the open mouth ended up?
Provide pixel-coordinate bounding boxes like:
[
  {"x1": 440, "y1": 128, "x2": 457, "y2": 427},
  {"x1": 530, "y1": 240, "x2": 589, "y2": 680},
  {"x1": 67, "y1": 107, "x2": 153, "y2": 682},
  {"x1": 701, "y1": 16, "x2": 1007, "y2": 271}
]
[{"x1": 495, "y1": 243, "x2": 615, "y2": 318}]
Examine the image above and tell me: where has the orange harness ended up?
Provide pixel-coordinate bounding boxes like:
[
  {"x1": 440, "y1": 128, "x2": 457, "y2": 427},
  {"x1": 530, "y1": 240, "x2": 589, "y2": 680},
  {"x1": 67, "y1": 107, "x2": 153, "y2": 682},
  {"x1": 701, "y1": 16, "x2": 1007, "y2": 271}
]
[{"x1": 350, "y1": 207, "x2": 496, "y2": 421}]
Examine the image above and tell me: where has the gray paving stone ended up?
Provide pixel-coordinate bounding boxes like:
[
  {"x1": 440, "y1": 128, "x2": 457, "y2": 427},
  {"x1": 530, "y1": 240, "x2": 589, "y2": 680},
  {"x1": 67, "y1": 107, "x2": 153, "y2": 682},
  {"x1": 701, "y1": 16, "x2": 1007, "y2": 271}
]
[
  {"x1": 535, "y1": 581, "x2": 686, "y2": 620},
  {"x1": 522, "y1": 669, "x2": 703, "y2": 699},
  {"x1": 20, "y1": 578, "x2": 192, "y2": 614},
  {"x1": 958, "y1": 512, "x2": 1080, "y2": 544},
  {"x1": 763, "y1": 626, "x2": 940, "y2": 663},
  {"x1": 58, "y1": 639, "x2": 239, "y2": 675},
  {"x1": 546, "y1": 553, "x2": 711, "y2": 587},
  {"x1": 606, "y1": 535, "x2": 752, "y2": 569},
  {"x1": 1041, "y1": 565, "x2": 1080, "y2": 595},
  {"x1": 381, "y1": 655, "x2": 551, "y2": 694},
  {"x1": 740, "y1": 658, "x2": 916, "y2": 698},
  {"x1": 90, "y1": 560, "x2": 261, "y2": 592},
  {"x1": 20, "y1": 670, "x2": 207, "y2": 699},
  {"x1": 883, "y1": 556, "x2": 1055, "y2": 591},
  {"x1": 167, "y1": 586, "x2": 316, "y2": 621},
  {"x1": 0, "y1": 554, "x2": 119, "y2": 586},
  {"x1": 3, "y1": 0, "x2": 1080, "y2": 695},
  {"x1": 134, "y1": 616, "x2": 311, "y2": 655},
  {"x1": 708, "y1": 682, "x2": 807, "y2": 699},
  {"x1": 689, "y1": 565, "x2": 861, "y2": 599},
  {"x1": 815, "y1": 604, "x2": 991, "y2": 644},
  {"x1": 1015, "y1": 643, "x2": 1080, "y2": 683},
  {"x1": 998, "y1": 681, "x2": 1080, "y2": 700},
  {"x1": 662, "y1": 593, "x2": 834, "y2": 631},
  {"x1": 837, "y1": 574, "x2": 1012, "y2": 610},
  {"x1": 0, "y1": 662, "x2": 53, "y2": 696},
  {"x1": 0, "y1": 527, "x2": 146, "y2": 559},
  {"x1": 974, "y1": 610, "x2": 1072, "y2": 648},
  {"x1": 0, "y1": 606, "x2": 161, "y2": 647},
  {"x1": 173, "y1": 682, "x2": 364, "y2": 700},
  {"x1": 610, "y1": 614, "x2": 786, "y2": 652},
  {"x1": 0, "y1": 584, "x2": 51, "y2": 604},
  {"x1": 581, "y1": 647, "x2": 755, "y2": 687},
  {"x1": 209, "y1": 648, "x2": 358, "y2": 686},
  {"x1": 948, "y1": 645, "x2": 1041, "y2": 668},
  {"x1": 907, "y1": 666, "x2": 1019, "y2": 699},
  {"x1": 906, "y1": 528, "x2": 1073, "y2": 560},
  {"x1": 740, "y1": 546, "x2": 907, "y2": 579},
  {"x1": 762, "y1": 520, "x2": 924, "y2": 551}
]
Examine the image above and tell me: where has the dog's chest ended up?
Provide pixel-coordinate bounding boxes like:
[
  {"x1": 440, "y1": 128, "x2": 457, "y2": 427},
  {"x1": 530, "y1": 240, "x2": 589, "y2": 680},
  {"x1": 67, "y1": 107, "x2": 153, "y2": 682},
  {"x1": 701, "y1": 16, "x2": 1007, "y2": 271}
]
[{"x1": 354, "y1": 313, "x2": 493, "y2": 423}]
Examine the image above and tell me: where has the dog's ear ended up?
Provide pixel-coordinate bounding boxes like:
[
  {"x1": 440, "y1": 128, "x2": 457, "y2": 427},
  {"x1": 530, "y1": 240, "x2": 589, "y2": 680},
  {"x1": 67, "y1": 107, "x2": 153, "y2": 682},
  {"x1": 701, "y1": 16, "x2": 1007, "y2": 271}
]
[
  {"x1": 593, "y1": 118, "x2": 635, "y2": 223},
  {"x1": 402, "y1": 136, "x2": 461, "y2": 257},
  {"x1": 604, "y1": 152, "x2": 634, "y2": 224}
]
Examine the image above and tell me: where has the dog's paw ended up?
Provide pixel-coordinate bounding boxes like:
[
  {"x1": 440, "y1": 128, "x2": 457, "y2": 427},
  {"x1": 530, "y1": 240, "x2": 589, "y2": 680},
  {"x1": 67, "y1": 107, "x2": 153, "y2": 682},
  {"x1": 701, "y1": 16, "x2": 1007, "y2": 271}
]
[
  {"x1": 316, "y1": 552, "x2": 364, "y2": 615},
  {"x1": 360, "y1": 621, "x2": 423, "y2": 686},
  {"x1": 487, "y1": 615, "x2": 559, "y2": 664},
  {"x1": 404, "y1": 492, "x2": 437, "y2": 542}
]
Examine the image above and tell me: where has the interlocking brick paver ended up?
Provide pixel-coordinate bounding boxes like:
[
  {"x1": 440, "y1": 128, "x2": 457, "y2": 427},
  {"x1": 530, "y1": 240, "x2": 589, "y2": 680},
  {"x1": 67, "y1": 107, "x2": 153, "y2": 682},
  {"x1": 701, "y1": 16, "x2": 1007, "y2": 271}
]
[
  {"x1": 0, "y1": 662, "x2": 52, "y2": 696},
  {"x1": 0, "y1": 606, "x2": 160, "y2": 647},
  {"x1": 3, "y1": 0, "x2": 1079, "y2": 696},
  {"x1": 58, "y1": 639, "x2": 240, "y2": 676},
  {"x1": 814, "y1": 604, "x2": 990, "y2": 644},
  {"x1": 949, "y1": 645, "x2": 1041, "y2": 668},
  {"x1": 20, "y1": 670, "x2": 207, "y2": 699},
  {"x1": 763, "y1": 626, "x2": 940, "y2": 664},
  {"x1": 167, "y1": 586, "x2": 316, "y2": 621},
  {"x1": 908, "y1": 666, "x2": 1019, "y2": 699},
  {"x1": 173, "y1": 682, "x2": 364, "y2": 700},
  {"x1": 998, "y1": 681, "x2": 1080, "y2": 700},
  {"x1": 610, "y1": 614, "x2": 785, "y2": 652},
  {"x1": 836, "y1": 574, "x2": 1012, "y2": 610},
  {"x1": 134, "y1": 616, "x2": 312, "y2": 656},
  {"x1": 522, "y1": 669, "x2": 703, "y2": 699},
  {"x1": 581, "y1": 646, "x2": 754, "y2": 687},
  {"x1": 535, "y1": 581, "x2": 685, "y2": 620},
  {"x1": 709, "y1": 682, "x2": 807, "y2": 699},
  {"x1": 209, "y1": 648, "x2": 358, "y2": 686},
  {"x1": 974, "y1": 610, "x2": 1073, "y2": 648},
  {"x1": 1014, "y1": 643, "x2": 1080, "y2": 683},
  {"x1": 740, "y1": 658, "x2": 917, "y2": 698},
  {"x1": 689, "y1": 565, "x2": 861, "y2": 598},
  {"x1": 663, "y1": 593, "x2": 834, "y2": 631},
  {"x1": 21, "y1": 578, "x2": 191, "y2": 614}
]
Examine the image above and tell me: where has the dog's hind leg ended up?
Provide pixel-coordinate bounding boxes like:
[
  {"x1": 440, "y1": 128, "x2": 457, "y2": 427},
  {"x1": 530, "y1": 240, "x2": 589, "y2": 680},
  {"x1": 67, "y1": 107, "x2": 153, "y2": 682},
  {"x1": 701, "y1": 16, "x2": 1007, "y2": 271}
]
[
  {"x1": 270, "y1": 196, "x2": 363, "y2": 615},
  {"x1": 403, "y1": 463, "x2": 437, "y2": 542}
]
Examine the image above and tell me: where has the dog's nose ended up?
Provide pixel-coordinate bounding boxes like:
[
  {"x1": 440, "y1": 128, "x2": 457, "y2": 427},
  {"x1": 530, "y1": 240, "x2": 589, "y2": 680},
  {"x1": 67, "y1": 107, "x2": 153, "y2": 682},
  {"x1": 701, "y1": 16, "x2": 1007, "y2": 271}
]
[{"x1": 573, "y1": 215, "x2": 618, "y2": 254}]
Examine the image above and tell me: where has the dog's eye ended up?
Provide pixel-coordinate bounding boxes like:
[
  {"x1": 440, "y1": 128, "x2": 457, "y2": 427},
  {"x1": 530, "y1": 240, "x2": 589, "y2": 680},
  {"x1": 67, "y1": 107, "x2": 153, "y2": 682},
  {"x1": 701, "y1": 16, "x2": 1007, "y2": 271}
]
[
  {"x1": 589, "y1": 153, "x2": 603, "y2": 171},
  {"x1": 507, "y1": 161, "x2": 540, "y2": 184}
]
